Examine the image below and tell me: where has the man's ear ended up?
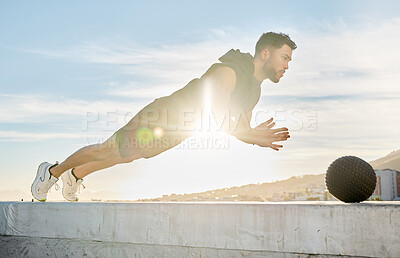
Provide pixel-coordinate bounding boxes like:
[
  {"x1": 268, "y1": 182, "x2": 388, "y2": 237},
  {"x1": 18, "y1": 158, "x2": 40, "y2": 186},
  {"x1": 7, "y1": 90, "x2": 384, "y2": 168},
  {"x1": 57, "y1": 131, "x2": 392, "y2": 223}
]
[{"x1": 263, "y1": 48, "x2": 271, "y2": 61}]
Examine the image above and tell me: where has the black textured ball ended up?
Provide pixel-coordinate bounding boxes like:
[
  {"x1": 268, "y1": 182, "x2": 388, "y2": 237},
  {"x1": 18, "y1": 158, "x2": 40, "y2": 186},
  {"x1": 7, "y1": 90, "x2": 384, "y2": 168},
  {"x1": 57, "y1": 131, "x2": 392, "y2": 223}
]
[{"x1": 325, "y1": 156, "x2": 377, "y2": 203}]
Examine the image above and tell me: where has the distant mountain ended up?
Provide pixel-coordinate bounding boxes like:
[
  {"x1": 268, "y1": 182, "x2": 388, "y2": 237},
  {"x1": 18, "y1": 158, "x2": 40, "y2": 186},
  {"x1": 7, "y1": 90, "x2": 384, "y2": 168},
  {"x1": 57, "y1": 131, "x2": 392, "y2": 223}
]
[
  {"x1": 138, "y1": 174, "x2": 327, "y2": 202},
  {"x1": 369, "y1": 149, "x2": 400, "y2": 171}
]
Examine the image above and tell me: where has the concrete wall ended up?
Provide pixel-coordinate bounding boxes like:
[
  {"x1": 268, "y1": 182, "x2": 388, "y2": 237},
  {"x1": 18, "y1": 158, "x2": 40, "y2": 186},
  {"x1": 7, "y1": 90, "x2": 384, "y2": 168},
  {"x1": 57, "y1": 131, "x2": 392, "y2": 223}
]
[{"x1": 1, "y1": 201, "x2": 399, "y2": 257}]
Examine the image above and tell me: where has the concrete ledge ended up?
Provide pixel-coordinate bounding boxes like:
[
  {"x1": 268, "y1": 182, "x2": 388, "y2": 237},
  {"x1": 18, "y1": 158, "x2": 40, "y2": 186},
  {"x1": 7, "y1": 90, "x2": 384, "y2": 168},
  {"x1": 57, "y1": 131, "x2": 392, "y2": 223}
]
[{"x1": 1, "y1": 201, "x2": 399, "y2": 257}]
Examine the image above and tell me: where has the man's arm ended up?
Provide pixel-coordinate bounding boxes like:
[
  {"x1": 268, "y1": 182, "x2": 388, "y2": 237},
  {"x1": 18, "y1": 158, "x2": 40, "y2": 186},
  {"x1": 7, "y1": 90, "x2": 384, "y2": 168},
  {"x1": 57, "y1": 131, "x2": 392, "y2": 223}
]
[
  {"x1": 200, "y1": 65, "x2": 236, "y2": 121},
  {"x1": 201, "y1": 65, "x2": 290, "y2": 151}
]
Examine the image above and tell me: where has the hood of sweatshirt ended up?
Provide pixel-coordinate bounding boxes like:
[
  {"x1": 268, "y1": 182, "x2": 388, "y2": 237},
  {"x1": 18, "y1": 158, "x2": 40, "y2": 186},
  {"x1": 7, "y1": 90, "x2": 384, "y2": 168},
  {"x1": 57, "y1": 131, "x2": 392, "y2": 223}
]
[
  {"x1": 217, "y1": 49, "x2": 261, "y2": 113},
  {"x1": 218, "y1": 49, "x2": 255, "y2": 77}
]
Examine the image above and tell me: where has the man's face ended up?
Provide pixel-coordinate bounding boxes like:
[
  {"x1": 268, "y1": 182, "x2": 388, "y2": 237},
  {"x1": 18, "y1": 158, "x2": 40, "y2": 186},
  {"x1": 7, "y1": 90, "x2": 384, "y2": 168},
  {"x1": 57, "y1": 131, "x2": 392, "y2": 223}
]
[{"x1": 262, "y1": 44, "x2": 293, "y2": 83}]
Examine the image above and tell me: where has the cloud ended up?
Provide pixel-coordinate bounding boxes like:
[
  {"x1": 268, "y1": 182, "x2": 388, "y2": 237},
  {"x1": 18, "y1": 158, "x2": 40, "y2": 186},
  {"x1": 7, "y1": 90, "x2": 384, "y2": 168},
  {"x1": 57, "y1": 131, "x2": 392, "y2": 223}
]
[
  {"x1": 11, "y1": 28, "x2": 253, "y2": 96},
  {"x1": 13, "y1": 17, "x2": 400, "y2": 101},
  {"x1": 104, "y1": 81, "x2": 177, "y2": 99},
  {"x1": 0, "y1": 93, "x2": 146, "y2": 124},
  {"x1": 260, "y1": 92, "x2": 400, "y2": 104},
  {"x1": 268, "y1": 22, "x2": 400, "y2": 100},
  {"x1": 5, "y1": 18, "x2": 400, "y2": 156},
  {"x1": 0, "y1": 130, "x2": 96, "y2": 142}
]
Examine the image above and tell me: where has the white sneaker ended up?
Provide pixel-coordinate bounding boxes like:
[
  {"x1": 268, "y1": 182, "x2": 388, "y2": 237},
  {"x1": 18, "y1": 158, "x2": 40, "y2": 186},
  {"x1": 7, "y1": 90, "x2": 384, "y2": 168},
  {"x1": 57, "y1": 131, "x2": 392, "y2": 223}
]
[
  {"x1": 61, "y1": 169, "x2": 84, "y2": 202},
  {"x1": 31, "y1": 162, "x2": 59, "y2": 202}
]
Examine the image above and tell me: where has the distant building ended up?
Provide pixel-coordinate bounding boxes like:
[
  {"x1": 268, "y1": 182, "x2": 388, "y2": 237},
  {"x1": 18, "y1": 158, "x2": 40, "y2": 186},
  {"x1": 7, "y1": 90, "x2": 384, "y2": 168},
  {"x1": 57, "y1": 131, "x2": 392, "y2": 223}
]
[
  {"x1": 371, "y1": 169, "x2": 400, "y2": 201},
  {"x1": 288, "y1": 192, "x2": 300, "y2": 199}
]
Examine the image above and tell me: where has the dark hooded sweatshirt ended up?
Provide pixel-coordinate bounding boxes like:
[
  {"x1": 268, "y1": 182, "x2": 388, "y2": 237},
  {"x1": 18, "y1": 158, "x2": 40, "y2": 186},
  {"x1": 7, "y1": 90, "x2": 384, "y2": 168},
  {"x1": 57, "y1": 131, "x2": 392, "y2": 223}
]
[
  {"x1": 212, "y1": 49, "x2": 262, "y2": 114},
  {"x1": 165, "y1": 49, "x2": 262, "y2": 116}
]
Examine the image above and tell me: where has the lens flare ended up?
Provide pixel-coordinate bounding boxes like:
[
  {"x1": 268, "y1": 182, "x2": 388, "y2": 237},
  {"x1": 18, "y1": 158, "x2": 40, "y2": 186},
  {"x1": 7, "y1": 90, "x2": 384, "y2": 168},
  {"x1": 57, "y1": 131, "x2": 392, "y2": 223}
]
[
  {"x1": 153, "y1": 127, "x2": 164, "y2": 138},
  {"x1": 136, "y1": 128, "x2": 153, "y2": 144}
]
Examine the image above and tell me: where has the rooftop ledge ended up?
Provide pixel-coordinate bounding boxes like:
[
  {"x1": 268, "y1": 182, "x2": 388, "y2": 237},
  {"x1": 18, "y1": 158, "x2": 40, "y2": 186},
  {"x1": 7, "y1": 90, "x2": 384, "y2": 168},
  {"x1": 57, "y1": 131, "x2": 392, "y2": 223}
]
[{"x1": 1, "y1": 201, "x2": 399, "y2": 257}]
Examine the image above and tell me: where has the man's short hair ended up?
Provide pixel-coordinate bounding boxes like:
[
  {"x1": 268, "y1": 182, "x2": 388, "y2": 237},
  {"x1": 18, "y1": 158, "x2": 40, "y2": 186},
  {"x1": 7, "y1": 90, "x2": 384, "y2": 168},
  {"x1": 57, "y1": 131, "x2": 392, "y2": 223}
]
[{"x1": 255, "y1": 32, "x2": 297, "y2": 56}]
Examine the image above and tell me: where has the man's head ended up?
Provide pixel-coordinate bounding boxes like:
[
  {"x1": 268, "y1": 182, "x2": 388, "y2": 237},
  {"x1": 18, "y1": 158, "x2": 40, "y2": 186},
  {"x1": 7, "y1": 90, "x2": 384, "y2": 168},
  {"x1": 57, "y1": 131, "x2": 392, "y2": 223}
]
[{"x1": 255, "y1": 32, "x2": 297, "y2": 83}]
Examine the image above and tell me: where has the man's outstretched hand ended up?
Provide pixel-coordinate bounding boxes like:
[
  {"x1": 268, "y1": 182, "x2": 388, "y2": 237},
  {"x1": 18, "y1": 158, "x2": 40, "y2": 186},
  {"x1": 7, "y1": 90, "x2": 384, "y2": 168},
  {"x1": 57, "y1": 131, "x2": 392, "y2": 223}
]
[
  {"x1": 231, "y1": 117, "x2": 290, "y2": 151},
  {"x1": 252, "y1": 118, "x2": 290, "y2": 151}
]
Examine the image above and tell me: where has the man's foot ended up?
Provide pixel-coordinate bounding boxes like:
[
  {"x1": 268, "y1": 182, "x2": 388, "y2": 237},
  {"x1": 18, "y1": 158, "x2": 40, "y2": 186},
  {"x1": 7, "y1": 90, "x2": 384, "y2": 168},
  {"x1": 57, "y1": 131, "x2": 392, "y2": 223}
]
[
  {"x1": 31, "y1": 162, "x2": 59, "y2": 202},
  {"x1": 61, "y1": 169, "x2": 84, "y2": 202}
]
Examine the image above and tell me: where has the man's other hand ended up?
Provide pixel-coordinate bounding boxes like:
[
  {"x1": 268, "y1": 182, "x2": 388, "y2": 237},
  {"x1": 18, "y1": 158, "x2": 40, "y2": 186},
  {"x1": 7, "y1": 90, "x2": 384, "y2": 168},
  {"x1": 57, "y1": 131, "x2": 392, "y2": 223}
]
[{"x1": 252, "y1": 118, "x2": 290, "y2": 151}]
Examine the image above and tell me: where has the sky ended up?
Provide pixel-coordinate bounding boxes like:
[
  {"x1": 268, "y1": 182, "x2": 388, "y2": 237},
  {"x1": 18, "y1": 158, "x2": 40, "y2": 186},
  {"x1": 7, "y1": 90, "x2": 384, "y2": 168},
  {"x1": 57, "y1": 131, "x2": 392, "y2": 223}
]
[{"x1": 1, "y1": 0, "x2": 400, "y2": 201}]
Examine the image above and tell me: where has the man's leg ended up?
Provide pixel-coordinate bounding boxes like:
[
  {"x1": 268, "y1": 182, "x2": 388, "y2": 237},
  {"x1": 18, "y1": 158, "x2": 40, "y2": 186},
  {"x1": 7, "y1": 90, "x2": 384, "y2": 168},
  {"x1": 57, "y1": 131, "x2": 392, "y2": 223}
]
[
  {"x1": 58, "y1": 155, "x2": 140, "y2": 202},
  {"x1": 55, "y1": 132, "x2": 143, "y2": 202},
  {"x1": 31, "y1": 132, "x2": 137, "y2": 202},
  {"x1": 49, "y1": 133, "x2": 122, "y2": 178},
  {"x1": 72, "y1": 155, "x2": 139, "y2": 179}
]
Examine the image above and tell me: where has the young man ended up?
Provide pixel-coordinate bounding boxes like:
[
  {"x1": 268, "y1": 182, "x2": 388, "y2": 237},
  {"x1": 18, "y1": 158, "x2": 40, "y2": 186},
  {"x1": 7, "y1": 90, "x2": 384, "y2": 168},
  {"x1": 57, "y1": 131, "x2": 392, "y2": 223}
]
[{"x1": 31, "y1": 32, "x2": 296, "y2": 202}]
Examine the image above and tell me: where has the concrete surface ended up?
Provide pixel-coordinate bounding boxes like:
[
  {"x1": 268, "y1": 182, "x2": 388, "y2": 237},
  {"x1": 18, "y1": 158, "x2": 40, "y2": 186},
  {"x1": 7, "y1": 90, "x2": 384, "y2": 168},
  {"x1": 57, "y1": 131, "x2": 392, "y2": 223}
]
[{"x1": 0, "y1": 201, "x2": 399, "y2": 257}]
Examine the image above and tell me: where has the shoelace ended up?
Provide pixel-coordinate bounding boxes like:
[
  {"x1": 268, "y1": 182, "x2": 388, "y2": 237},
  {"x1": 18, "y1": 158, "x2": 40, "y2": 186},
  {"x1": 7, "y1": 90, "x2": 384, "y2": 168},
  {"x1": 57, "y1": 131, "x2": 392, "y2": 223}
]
[
  {"x1": 78, "y1": 183, "x2": 86, "y2": 194},
  {"x1": 68, "y1": 180, "x2": 86, "y2": 195},
  {"x1": 39, "y1": 178, "x2": 59, "y2": 194},
  {"x1": 52, "y1": 182, "x2": 60, "y2": 192}
]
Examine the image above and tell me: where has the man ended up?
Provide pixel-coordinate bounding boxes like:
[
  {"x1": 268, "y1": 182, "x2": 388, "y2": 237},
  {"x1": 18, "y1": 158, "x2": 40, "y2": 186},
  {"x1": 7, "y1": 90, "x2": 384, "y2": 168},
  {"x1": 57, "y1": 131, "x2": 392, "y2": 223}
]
[{"x1": 31, "y1": 32, "x2": 296, "y2": 202}]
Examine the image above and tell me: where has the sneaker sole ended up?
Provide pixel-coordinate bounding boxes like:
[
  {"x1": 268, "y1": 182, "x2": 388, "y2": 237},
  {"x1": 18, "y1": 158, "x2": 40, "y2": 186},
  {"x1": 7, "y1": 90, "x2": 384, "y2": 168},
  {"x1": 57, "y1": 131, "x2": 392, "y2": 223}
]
[{"x1": 31, "y1": 162, "x2": 50, "y2": 202}]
